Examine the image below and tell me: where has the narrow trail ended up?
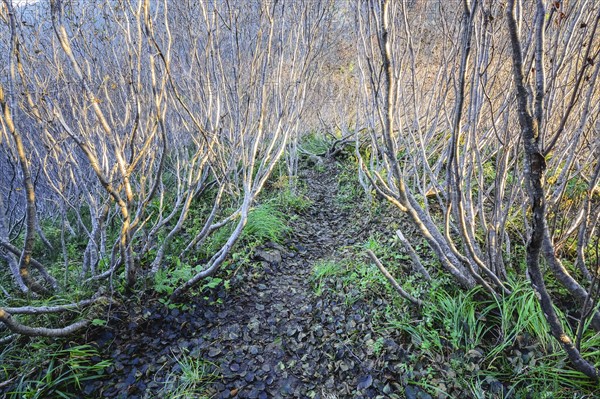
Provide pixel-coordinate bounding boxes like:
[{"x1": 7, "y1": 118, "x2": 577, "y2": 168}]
[
  {"x1": 88, "y1": 161, "x2": 413, "y2": 399},
  {"x1": 192, "y1": 162, "x2": 386, "y2": 398}
]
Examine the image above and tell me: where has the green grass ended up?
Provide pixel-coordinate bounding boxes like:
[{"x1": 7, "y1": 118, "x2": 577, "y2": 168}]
[
  {"x1": 154, "y1": 258, "x2": 223, "y2": 309},
  {"x1": 335, "y1": 164, "x2": 364, "y2": 210},
  {"x1": 0, "y1": 251, "x2": 111, "y2": 398},
  {"x1": 341, "y1": 260, "x2": 389, "y2": 305},
  {"x1": 276, "y1": 187, "x2": 312, "y2": 213},
  {"x1": 160, "y1": 351, "x2": 219, "y2": 399},
  {"x1": 193, "y1": 201, "x2": 291, "y2": 263},
  {"x1": 4, "y1": 343, "x2": 111, "y2": 399},
  {"x1": 154, "y1": 258, "x2": 196, "y2": 297},
  {"x1": 477, "y1": 281, "x2": 600, "y2": 397},
  {"x1": 303, "y1": 156, "x2": 600, "y2": 398},
  {"x1": 377, "y1": 278, "x2": 600, "y2": 398},
  {"x1": 300, "y1": 132, "x2": 330, "y2": 155},
  {"x1": 242, "y1": 203, "x2": 290, "y2": 245},
  {"x1": 272, "y1": 180, "x2": 313, "y2": 213},
  {"x1": 310, "y1": 260, "x2": 344, "y2": 296},
  {"x1": 310, "y1": 252, "x2": 399, "y2": 308}
]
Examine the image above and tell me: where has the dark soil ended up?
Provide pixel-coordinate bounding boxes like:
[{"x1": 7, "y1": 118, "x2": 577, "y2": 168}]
[{"x1": 80, "y1": 161, "x2": 429, "y2": 399}]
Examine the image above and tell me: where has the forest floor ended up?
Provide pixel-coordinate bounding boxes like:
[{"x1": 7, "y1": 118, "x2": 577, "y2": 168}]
[{"x1": 83, "y1": 160, "x2": 430, "y2": 399}]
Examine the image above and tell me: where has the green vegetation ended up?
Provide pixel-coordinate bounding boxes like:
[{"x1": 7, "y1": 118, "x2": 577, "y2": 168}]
[
  {"x1": 154, "y1": 199, "x2": 290, "y2": 293},
  {"x1": 269, "y1": 175, "x2": 313, "y2": 214},
  {"x1": 310, "y1": 255, "x2": 400, "y2": 307},
  {"x1": 3, "y1": 343, "x2": 111, "y2": 399},
  {"x1": 300, "y1": 132, "x2": 331, "y2": 156},
  {"x1": 1, "y1": 0, "x2": 599, "y2": 394},
  {"x1": 0, "y1": 273, "x2": 108, "y2": 398},
  {"x1": 160, "y1": 352, "x2": 219, "y2": 399},
  {"x1": 154, "y1": 260, "x2": 223, "y2": 309},
  {"x1": 243, "y1": 204, "x2": 291, "y2": 245},
  {"x1": 196, "y1": 200, "x2": 293, "y2": 261},
  {"x1": 335, "y1": 163, "x2": 365, "y2": 210},
  {"x1": 313, "y1": 240, "x2": 600, "y2": 397},
  {"x1": 310, "y1": 260, "x2": 344, "y2": 296},
  {"x1": 373, "y1": 276, "x2": 600, "y2": 398}
]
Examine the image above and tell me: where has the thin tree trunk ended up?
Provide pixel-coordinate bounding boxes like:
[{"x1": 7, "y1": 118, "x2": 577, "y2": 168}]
[{"x1": 506, "y1": 0, "x2": 598, "y2": 380}]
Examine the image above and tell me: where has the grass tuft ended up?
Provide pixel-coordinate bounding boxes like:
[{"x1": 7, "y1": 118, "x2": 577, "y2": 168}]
[
  {"x1": 242, "y1": 203, "x2": 290, "y2": 245},
  {"x1": 160, "y1": 351, "x2": 218, "y2": 399},
  {"x1": 310, "y1": 260, "x2": 343, "y2": 296},
  {"x1": 4, "y1": 343, "x2": 111, "y2": 399}
]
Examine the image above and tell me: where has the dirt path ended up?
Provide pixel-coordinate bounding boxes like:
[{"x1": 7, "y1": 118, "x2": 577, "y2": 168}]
[{"x1": 87, "y1": 161, "x2": 414, "y2": 399}]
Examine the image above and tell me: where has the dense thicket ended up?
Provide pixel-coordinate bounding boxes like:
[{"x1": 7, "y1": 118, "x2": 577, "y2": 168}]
[
  {"x1": 1, "y1": 0, "x2": 599, "y2": 381},
  {"x1": 0, "y1": 0, "x2": 333, "y2": 330},
  {"x1": 351, "y1": 0, "x2": 600, "y2": 378}
]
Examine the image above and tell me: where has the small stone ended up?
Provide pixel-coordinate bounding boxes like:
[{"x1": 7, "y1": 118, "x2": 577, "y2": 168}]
[
  {"x1": 209, "y1": 347, "x2": 222, "y2": 357},
  {"x1": 253, "y1": 248, "x2": 282, "y2": 265},
  {"x1": 157, "y1": 356, "x2": 168, "y2": 364}
]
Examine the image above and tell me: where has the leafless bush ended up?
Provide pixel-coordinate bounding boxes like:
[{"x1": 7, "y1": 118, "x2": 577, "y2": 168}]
[
  {"x1": 355, "y1": 0, "x2": 599, "y2": 379},
  {"x1": 0, "y1": 0, "x2": 332, "y2": 335}
]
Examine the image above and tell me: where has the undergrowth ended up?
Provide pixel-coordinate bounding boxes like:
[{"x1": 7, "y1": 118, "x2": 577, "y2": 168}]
[
  {"x1": 392, "y1": 280, "x2": 600, "y2": 398},
  {"x1": 153, "y1": 200, "x2": 291, "y2": 303},
  {"x1": 159, "y1": 351, "x2": 219, "y2": 399},
  {"x1": 311, "y1": 242, "x2": 600, "y2": 397},
  {"x1": 0, "y1": 273, "x2": 108, "y2": 398},
  {"x1": 308, "y1": 147, "x2": 600, "y2": 398},
  {"x1": 2, "y1": 342, "x2": 111, "y2": 399}
]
